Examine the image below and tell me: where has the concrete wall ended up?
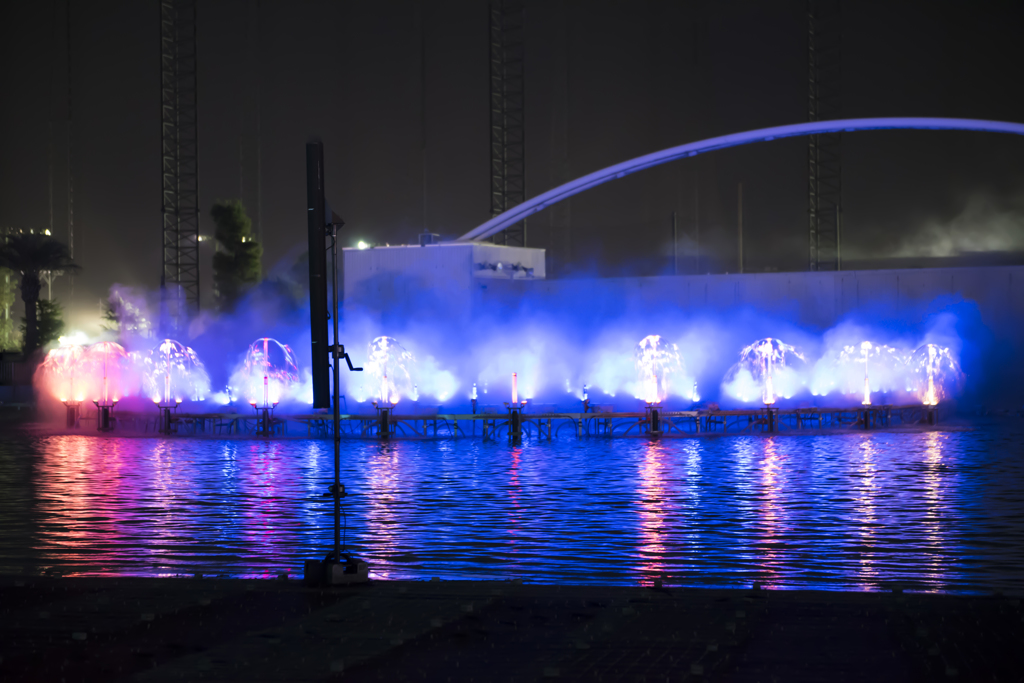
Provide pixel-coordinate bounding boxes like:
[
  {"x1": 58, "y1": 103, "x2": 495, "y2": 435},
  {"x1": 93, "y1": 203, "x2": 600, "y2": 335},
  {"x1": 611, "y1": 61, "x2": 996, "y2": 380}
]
[
  {"x1": 476, "y1": 266, "x2": 1023, "y2": 405},
  {"x1": 344, "y1": 243, "x2": 545, "y2": 328},
  {"x1": 478, "y1": 266, "x2": 1022, "y2": 330},
  {"x1": 343, "y1": 250, "x2": 1024, "y2": 405}
]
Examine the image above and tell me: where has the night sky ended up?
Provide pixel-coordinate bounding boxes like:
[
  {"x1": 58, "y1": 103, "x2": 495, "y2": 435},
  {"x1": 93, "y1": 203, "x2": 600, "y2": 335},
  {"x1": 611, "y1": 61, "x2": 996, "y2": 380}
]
[{"x1": 2, "y1": 0, "x2": 1023, "y2": 332}]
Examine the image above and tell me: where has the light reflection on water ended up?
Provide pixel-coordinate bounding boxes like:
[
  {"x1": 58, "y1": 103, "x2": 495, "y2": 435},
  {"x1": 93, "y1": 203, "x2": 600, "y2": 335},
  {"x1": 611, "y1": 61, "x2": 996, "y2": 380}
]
[{"x1": 1, "y1": 422, "x2": 1023, "y2": 592}]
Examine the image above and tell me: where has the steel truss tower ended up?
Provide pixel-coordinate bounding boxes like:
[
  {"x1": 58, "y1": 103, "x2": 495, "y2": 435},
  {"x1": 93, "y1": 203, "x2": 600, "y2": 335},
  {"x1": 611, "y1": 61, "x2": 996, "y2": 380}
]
[
  {"x1": 489, "y1": 0, "x2": 526, "y2": 246},
  {"x1": 160, "y1": 0, "x2": 200, "y2": 328},
  {"x1": 807, "y1": 0, "x2": 842, "y2": 271}
]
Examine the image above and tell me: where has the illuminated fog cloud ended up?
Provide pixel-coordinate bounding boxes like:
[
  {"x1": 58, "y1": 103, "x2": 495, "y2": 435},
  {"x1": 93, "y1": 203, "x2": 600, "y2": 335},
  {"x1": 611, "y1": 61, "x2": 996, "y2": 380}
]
[
  {"x1": 473, "y1": 343, "x2": 545, "y2": 403},
  {"x1": 722, "y1": 338, "x2": 806, "y2": 405},
  {"x1": 106, "y1": 284, "x2": 156, "y2": 343},
  {"x1": 812, "y1": 341, "x2": 908, "y2": 404},
  {"x1": 411, "y1": 354, "x2": 458, "y2": 403},
  {"x1": 58, "y1": 331, "x2": 90, "y2": 348},
  {"x1": 583, "y1": 348, "x2": 633, "y2": 400}
]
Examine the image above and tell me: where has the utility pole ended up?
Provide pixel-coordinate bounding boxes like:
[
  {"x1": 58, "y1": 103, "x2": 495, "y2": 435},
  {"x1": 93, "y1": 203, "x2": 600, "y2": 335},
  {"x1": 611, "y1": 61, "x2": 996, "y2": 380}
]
[
  {"x1": 160, "y1": 0, "x2": 201, "y2": 330},
  {"x1": 836, "y1": 204, "x2": 842, "y2": 270},
  {"x1": 694, "y1": 186, "x2": 700, "y2": 275},
  {"x1": 47, "y1": 0, "x2": 73, "y2": 301},
  {"x1": 672, "y1": 210, "x2": 678, "y2": 275},
  {"x1": 808, "y1": 0, "x2": 842, "y2": 271},
  {"x1": 737, "y1": 182, "x2": 744, "y2": 274},
  {"x1": 420, "y1": 4, "x2": 428, "y2": 234},
  {"x1": 489, "y1": 0, "x2": 526, "y2": 246},
  {"x1": 67, "y1": 0, "x2": 74, "y2": 304}
]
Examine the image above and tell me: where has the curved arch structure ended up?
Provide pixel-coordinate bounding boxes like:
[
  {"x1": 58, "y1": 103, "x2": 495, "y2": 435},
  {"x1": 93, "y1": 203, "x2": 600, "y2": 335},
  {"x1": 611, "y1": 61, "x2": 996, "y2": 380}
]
[{"x1": 457, "y1": 117, "x2": 1024, "y2": 242}]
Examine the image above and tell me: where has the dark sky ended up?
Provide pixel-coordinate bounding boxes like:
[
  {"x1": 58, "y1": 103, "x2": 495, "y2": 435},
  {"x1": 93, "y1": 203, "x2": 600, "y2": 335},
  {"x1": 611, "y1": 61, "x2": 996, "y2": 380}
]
[{"x1": 2, "y1": 0, "x2": 1024, "y2": 332}]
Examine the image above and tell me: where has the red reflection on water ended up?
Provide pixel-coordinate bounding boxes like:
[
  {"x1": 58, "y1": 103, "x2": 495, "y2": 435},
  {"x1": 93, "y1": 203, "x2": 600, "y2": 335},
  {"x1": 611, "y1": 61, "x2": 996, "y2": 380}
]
[
  {"x1": 34, "y1": 436, "x2": 197, "y2": 574},
  {"x1": 36, "y1": 437, "x2": 124, "y2": 570},
  {"x1": 32, "y1": 436, "x2": 307, "y2": 578},
  {"x1": 636, "y1": 441, "x2": 672, "y2": 584}
]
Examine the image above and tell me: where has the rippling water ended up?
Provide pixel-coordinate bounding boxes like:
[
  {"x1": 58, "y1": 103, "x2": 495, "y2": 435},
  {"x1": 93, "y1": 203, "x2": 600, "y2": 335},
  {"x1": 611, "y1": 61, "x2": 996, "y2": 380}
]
[{"x1": 1, "y1": 421, "x2": 1022, "y2": 592}]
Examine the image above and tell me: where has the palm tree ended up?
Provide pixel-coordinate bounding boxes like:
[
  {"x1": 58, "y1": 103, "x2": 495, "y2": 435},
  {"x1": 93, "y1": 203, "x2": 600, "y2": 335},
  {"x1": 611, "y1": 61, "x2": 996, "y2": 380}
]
[{"x1": 0, "y1": 233, "x2": 79, "y2": 354}]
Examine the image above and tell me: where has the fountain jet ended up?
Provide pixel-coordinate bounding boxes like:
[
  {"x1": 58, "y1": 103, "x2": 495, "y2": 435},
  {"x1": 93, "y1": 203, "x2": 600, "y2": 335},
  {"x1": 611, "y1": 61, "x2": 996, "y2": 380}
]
[
  {"x1": 144, "y1": 339, "x2": 209, "y2": 404},
  {"x1": 241, "y1": 338, "x2": 299, "y2": 407},
  {"x1": 634, "y1": 335, "x2": 683, "y2": 404},
  {"x1": 365, "y1": 336, "x2": 414, "y2": 406},
  {"x1": 910, "y1": 343, "x2": 963, "y2": 406},
  {"x1": 86, "y1": 342, "x2": 131, "y2": 431},
  {"x1": 723, "y1": 338, "x2": 805, "y2": 405},
  {"x1": 838, "y1": 341, "x2": 905, "y2": 406}
]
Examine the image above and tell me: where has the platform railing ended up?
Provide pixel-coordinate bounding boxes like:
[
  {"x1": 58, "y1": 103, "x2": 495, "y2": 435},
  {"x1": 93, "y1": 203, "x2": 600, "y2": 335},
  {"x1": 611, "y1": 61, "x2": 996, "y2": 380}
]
[{"x1": 58, "y1": 404, "x2": 943, "y2": 439}]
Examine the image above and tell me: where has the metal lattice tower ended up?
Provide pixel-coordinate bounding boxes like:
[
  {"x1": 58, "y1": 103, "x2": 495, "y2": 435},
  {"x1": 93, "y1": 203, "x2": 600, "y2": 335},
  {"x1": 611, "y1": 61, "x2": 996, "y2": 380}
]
[
  {"x1": 66, "y1": 0, "x2": 74, "y2": 301},
  {"x1": 489, "y1": 0, "x2": 526, "y2": 246},
  {"x1": 160, "y1": 0, "x2": 200, "y2": 327},
  {"x1": 808, "y1": 0, "x2": 842, "y2": 271}
]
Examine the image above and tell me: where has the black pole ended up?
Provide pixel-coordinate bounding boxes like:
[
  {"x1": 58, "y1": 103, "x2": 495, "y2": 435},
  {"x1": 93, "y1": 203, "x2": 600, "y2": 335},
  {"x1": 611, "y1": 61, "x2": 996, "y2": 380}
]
[
  {"x1": 300, "y1": 140, "x2": 365, "y2": 586},
  {"x1": 306, "y1": 141, "x2": 330, "y2": 409},
  {"x1": 672, "y1": 210, "x2": 678, "y2": 275},
  {"x1": 330, "y1": 219, "x2": 342, "y2": 562}
]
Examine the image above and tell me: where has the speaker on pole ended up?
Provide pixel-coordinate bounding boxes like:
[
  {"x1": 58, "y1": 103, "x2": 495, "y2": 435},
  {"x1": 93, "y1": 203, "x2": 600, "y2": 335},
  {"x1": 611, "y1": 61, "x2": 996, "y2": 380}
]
[{"x1": 306, "y1": 140, "x2": 330, "y2": 409}]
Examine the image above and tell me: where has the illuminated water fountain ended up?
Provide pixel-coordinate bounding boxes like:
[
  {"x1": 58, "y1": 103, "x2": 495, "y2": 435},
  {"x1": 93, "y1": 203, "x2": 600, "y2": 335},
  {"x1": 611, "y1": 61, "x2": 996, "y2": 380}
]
[
  {"x1": 85, "y1": 341, "x2": 131, "y2": 431},
  {"x1": 27, "y1": 318, "x2": 971, "y2": 439},
  {"x1": 836, "y1": 341, "x2": 906, "y2": 405},
  {"x1": 241, "y1": 338, "x2": 300, "y2": 408},
  {"x1": 145, "y1": 339, "x2": 209, "y2": 404},
  {"x1": 144, "y1": 339, "x2": 210, "y2": 434},
  {"x1": 365, "y1": 336, "x2": 414, "y2": 406},
  {"x1": 239, "y1": 338, "x2": 299, "y2": 436},
  {"x1": 39, "y1": 342, "x2": 87, "y2": 427},
  {"x1": 909, "y1": 344, "x2": 964, "y2": 408},
  {"x1": 634, "y1": 335, "x2": 684, "y2": 435},
  {"x1": 634, "y1": 335, "x2": 683, "y2": 405},
  {"x1": 364, "y1": 336, "x2": 415, "y2": 437},
  {"x1": 723, "y1": 338, "x2": 806, "y2": 406}
]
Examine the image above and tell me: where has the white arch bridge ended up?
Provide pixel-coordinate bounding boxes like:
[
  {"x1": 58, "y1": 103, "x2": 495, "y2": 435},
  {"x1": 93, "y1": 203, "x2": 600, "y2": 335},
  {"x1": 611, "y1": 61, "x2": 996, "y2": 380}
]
[{"x1": 457, "y1": 117, "x2": 1024, "y2": 243}]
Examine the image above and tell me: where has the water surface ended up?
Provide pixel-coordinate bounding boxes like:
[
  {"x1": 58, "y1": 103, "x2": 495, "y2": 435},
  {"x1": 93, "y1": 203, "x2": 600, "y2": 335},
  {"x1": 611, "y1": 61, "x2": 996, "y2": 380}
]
[{"x1": 1, "y1": 421, "x2": 1022, "y2": 592}]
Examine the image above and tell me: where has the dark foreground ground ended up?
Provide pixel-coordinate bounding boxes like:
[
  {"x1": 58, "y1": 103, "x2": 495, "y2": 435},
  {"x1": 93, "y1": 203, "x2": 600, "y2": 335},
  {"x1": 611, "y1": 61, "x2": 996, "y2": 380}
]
[{"x1": 1, "y1": 577, "x2": 1022, "y2": 682}]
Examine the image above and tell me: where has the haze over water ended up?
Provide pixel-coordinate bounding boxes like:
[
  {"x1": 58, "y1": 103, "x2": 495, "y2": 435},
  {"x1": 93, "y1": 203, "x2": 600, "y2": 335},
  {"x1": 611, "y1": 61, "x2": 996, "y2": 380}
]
[{"x1": 1, "y1": 422, "x2": 1022, "y2": 593}]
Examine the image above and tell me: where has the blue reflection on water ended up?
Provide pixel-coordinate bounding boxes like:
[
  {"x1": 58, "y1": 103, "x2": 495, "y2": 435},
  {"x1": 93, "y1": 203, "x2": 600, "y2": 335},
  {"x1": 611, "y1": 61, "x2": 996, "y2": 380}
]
[{"x1": 1, "y1": 421, "x2": 1022, "y2": 592}]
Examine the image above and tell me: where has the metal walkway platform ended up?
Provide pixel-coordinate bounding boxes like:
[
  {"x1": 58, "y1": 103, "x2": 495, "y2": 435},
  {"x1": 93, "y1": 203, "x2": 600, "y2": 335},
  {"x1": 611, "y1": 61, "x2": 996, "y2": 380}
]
[
  {"x1": 64, "y1": 403, "x2": 943, "y2": 440},
  {"x1": 77, "y1": 404, "x2": 942, "y2": 440}
]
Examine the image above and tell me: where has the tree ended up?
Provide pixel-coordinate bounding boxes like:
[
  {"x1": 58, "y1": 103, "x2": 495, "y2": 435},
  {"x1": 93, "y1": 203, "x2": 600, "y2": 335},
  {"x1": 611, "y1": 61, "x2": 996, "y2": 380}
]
[
  {"x1": 0, "y1": 233, "x2": 78, "y2": 354},
  {"x1": 211, "y1": 200, "x2": 262, "y2": 312},
  {"x1": 0, "y1": 266, "x2": 15, "y2": 350},
  {"x1": 101, "y1": 288, "x2": 154, "y2": 342},
  {"x1": 20, "y1": 299, "x2": 64, "y2": 349},
  {"x1": 101, "y1": 299, "x2": 119, "y2": 333}
]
